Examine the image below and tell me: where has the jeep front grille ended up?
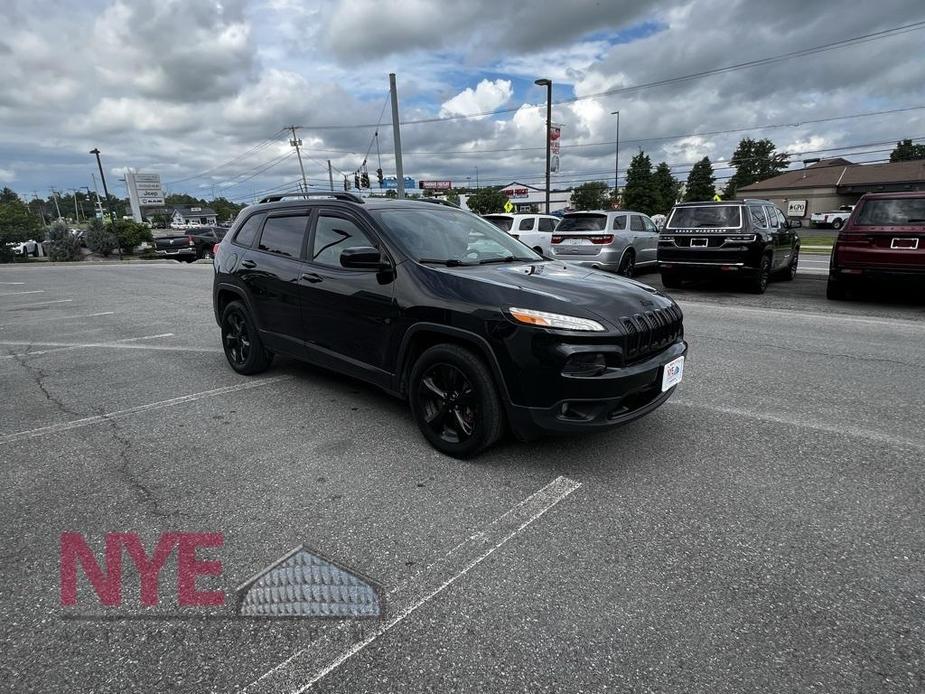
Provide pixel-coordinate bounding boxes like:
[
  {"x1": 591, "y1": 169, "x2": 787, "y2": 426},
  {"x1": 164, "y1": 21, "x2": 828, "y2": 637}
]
[{"x1": 619, "y1": 304, "x2": 684, "y2": 363}]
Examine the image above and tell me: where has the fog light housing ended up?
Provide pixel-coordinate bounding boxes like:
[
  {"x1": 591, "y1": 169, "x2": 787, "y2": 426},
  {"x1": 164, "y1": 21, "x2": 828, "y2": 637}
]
[{"x1": 563, "y1": 352, "x2": 607, "y2": 377}]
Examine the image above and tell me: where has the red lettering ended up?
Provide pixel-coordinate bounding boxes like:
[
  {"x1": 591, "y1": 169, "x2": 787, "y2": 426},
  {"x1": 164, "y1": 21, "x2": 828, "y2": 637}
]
[
  {"x1": 177, "y1": 533, "x2": 224, "y2": 606},
  {"x1": 60, "y1": 533, "x2": 122, "y2": 606},
  {"x1": 120, "y1": 533, "x2": 179, "y2": 606}
]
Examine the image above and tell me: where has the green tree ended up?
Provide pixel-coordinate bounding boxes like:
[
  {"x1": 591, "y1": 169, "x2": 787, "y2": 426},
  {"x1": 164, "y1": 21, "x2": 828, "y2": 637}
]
[
  {"x1": 112, "y1": 220, "x2": 153, "y2": 255},
  {"x1": 889, "y1": 139, "x2": 925, "y2": 162},
  {"x1": 722, "y1": 137, "x2": 789, "y2": 198},
  {"x1": 621, "y1": 151, "x2": 658, "y2": 215},
  {"x1": 209, "y1": 196, "x2": 245, "y2": 222},
  {"x1": 465, "y1": 187, "x2": 508, "y2": 215},
  {"x1": 684, "y1": 157, "x2": 716, "y2": 201},
  {"x1": 0, "y1": 189, "x2": 42, "y2": 263},
  {"x1": 85, "y1": 217, "x2": 118, "y2": 257},
  {"x1": 445, "y1": 191, "x2": 460, "y2": 206},
  {"x1": 45, "y1": 221, "x2": 82, "y2": 261},
  {"x1": 651, "y1": 162, "x2": 680, "y2": 215},
  {"x1": 570, "y1": 181, "x2": 611, "y2": 211}
]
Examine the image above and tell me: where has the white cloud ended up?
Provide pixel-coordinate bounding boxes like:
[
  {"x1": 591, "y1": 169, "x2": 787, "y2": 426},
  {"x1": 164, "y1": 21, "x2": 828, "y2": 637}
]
[{"x1": 440, "y1": 79, "x2": 513, "y2": 118}]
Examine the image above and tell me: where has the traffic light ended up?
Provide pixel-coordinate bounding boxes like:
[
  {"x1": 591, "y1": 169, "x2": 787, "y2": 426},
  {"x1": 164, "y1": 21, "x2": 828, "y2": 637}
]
[
  {"x1": 361, "y1": 172, "x2": 370, "y2": 188},
  {"x1": 376, "y1": 168, "x2": 383, "y2": 186},
  {"x1": 354, "y1": 173, "x2": 360, "y2": 190}
]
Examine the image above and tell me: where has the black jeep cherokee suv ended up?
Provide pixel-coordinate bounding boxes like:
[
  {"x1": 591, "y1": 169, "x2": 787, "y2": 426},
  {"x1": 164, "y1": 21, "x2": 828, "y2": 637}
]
[
  {"x1": 658, "y1": 199, "x2": 801, "y2": 293},
  {"x1": 212, "y1": 193, "x2": 687, "y2": 458}
]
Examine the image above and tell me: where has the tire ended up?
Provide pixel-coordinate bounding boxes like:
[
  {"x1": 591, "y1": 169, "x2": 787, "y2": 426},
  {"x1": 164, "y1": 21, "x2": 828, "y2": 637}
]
[
  {"x1": 781, "y1": 246, "x2": 799, "y2": 281},
  {"x1": 617, "y1": 250, "x2": 635, "y2": 278},
  {"x1": 220, "y1": 300, "x2": 272, "y2": 375},
  {"x1": 749, "y1": 254, "x2": 772, "y2": 294},
  {"x1": 826, "y1": 276, "x2": 849, "y2": 301},
  {"x1": 408, "y1": 344, "x2": 504, "y2": 459},
  {"x1": 831, "y1": 218, "x2": 843, "y2": 231}
]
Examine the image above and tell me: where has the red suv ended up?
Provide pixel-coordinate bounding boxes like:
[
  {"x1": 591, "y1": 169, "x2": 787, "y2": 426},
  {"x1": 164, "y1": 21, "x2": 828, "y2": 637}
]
[{"x1": 827, "y1": 191, "x2": 925, "y2": 300}]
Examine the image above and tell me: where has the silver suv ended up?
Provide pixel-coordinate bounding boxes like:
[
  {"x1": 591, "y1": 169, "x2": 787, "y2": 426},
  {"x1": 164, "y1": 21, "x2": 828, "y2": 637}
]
[{"x1": 549, "y1": 210, "x2": 659, "y2": 277}]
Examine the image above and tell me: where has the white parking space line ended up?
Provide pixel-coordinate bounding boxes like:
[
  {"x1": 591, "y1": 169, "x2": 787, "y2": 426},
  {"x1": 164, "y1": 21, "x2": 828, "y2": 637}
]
[
  {"x1": 245, "y1": 475, "x2": 582, "y2": 693},
  {"x1": 0, "y1": 290, "x2": 44, "y2": 297},
  {"x1": 0, "y1": 311, "x2": 115, "y2": 327},
  {"x1": 0, "y1": 282, "x2": 26, "y2": 285},
  {"x1": 670, "y1": 400, "x2": 924, "y2": 451},
  {"x1": 1, "y1": 299, "x2": 72, "y2": 308},
  {"x1": 0, "y1": 376, "x2": 290, "y2": 445},
  {"x1": 0, "y1": 333, "x2": 174, "y2": 359},
  {"x1": 678, "y1": 300, "x2": 925, "y2": 330}
]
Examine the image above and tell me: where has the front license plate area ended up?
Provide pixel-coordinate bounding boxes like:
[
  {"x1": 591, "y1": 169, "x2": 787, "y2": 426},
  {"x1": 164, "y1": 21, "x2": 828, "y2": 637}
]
[{"x1": 661, "y1": 356, "x2": 684, "y2": 392}]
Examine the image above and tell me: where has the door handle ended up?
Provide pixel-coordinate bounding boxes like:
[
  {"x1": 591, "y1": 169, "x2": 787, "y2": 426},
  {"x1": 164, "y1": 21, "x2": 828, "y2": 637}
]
[
  {"x1": 301, "y1": 272, "x2": 324, "y2": 284},
  {"x1": 241, "y1": 259, "x2": 256, "y2": 268}
]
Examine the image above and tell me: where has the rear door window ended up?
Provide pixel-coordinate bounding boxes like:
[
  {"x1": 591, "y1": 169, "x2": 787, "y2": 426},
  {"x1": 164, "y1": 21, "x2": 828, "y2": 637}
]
[
  {"x1": 538, "y1": 218, "x2": 556, "y2": 232},
  {"x1": 855, "y1": 199, "x2": 925, "y2": 225},
  {"x1": 630, "y1": 215, "x2": 645, "y2": 231},
  {"x1": 557, "y1": 214, "x2": 608, "y2": 232},
  {"x1": 257, "y1": 214, "x2": 308, "y2": 258},
  {"x1": 518, "y1": 217, "x2": 536, "y2": 231}
]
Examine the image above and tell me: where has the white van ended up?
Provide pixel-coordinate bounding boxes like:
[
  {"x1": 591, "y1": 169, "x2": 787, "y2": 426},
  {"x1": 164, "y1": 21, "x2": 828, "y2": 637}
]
[{"x1": 483, "y1": 214, "x2": 560, "y2": 255}]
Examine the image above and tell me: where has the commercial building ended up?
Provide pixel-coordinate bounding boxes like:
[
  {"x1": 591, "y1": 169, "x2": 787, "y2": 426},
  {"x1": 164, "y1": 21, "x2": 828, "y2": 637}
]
[
  {"x1": 735, "y1": 158, "x2": 925, "y2": 219},
  {"x1": 460, "y1": 181, "x2": 572, "y2": 214}
]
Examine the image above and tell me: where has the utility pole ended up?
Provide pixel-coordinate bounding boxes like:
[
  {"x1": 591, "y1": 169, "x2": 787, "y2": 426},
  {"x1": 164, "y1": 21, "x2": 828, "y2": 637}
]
[
  {"x1": 475, "y1": 166, "x2": 479, "y2": 190},
  {"x1": 70, "y1": 189, "x2": 81, "y2": 223},
  {"x1": 535, "y1": 78, "x2": 552, "y2": 214},
  {"x1": 90, "y1": 174, "x2": 103, "y2": 218},
  {"x1": 89, "y1": 148, "x2": 116, "y2": 224},
  {"x1": 289, "y1": 126, "x2": 308, "y2": 194},
  {"x1": 49, "y1": 188, "x2": 62, "y2": 220},
  {"x1": 611, "y1": 110, "x2": 620, "y2": 195},
  {"x1": 389, "y1": 73, "x2": 405, "y2": 199},
  {"x1": 328, "y1": 160, "x2": 334, "y2": 192}
]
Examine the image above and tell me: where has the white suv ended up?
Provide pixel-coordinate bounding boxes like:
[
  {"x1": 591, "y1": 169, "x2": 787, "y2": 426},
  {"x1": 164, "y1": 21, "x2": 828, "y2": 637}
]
[{"x1": 483, "y1": 214, "x2": 560, "y2": 255}]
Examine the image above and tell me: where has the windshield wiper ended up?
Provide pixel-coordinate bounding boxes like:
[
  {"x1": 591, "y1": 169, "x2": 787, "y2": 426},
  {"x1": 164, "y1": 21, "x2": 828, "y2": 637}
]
[
  {"x1": 418, "y1": 258, "x2": 474, "y2": 267},
  {"x1": 478, "y1": 255, "x2": 537, "y2": 264}
]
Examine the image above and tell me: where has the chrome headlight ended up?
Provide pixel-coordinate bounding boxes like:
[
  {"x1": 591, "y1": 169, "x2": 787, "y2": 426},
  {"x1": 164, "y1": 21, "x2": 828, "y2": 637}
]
[{"x1": 508, "y1": 307, "x2": 605, "y2": 331}]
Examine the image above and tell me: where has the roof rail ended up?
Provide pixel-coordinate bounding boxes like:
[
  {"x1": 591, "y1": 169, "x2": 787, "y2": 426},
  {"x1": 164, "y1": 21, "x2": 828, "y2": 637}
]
[
  {"x1": 258, "y1": 192, "x2": 365, "y2": 204},
  {"x1": 417, "y1": 197, "x2": 461, "y2": 209}
]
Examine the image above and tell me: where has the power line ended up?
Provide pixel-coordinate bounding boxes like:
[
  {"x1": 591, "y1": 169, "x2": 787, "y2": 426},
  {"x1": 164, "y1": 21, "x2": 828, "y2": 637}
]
[
  {"x1": 164, "y1": 129, "x2": 286, "y2": 185},
  {"x1": 293, "y1": 20, "x2": 925, "y2": 130}
]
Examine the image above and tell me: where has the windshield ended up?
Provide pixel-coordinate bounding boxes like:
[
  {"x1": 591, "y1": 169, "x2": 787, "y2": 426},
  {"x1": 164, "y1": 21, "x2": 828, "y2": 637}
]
[
  {"x1": 667, "y1": 206, "x2": 743, "y2": 229},
  {"x1": 855, "y1": 198, "x2": 925, "y2": 226},
  {"x1": 372, "y1": 207, "x2": 542, "y2": 265},
  {"x1": 483, "y1": 215, "x2": 513, "y2": 231},
  {"x1": 557, "y1": 214, "x2": 607, "y2": 232}
]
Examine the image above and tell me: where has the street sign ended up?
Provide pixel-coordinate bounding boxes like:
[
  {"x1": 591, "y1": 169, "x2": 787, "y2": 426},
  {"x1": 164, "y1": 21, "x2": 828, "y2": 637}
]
[{"x1": 503, "y1": 200, "x2": 514, "y2": 213}]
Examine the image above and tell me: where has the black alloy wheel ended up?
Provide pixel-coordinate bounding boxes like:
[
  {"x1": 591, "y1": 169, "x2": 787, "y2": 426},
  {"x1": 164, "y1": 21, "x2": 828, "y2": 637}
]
[
  {"x1": 617, "y1": 250, "x2": 635, "y2": 278},
  {"x1": 221, "y1": 301, "x2": 272, "y2": 374},
  {"x1": 750, "y1": 254, "x2": 771, "y2": 294},
  {"x1": 418, "y1": 363, "x2": 477, "y2": 444},
  {"x1": 409, "y1": 344, "x2": 503, "y2": 458}
]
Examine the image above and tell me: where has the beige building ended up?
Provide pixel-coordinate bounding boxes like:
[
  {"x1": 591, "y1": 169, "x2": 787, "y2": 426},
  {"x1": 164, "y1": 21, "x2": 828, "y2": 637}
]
[{"x1": 735, "y1": 157, "x2": 925, "y2": 220}]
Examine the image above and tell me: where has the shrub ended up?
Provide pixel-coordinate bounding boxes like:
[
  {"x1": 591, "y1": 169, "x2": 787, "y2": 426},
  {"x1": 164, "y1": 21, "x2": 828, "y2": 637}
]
[
  {"x1": 45, "y1": 221, "x2": 82, "y2": 262},
  {"x1": 85, "y1": 218, "x2": 118, "y2": 257},
  {"x1": 112, "y1": 220, "x2": 153, "y2": 255}
]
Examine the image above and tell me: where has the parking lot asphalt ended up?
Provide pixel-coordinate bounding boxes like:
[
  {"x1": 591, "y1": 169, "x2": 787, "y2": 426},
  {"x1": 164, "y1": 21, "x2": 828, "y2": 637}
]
[{"x1": 0, "y1": 262, "x2": 922, "y2": 693}]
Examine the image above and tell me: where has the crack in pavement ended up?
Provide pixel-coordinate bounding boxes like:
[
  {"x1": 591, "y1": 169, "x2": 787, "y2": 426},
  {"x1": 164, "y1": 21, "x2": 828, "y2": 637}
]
[{"x1": 8, "y1": 346, "x2": 83, "y2": 419}]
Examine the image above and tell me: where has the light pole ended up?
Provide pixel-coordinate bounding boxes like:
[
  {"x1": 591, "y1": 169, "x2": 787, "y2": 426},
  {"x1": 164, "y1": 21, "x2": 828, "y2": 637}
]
[
  {"x1": 475, "y1": 166, "x2": 479, "y2": 190},
  {"x1": 89, "y1": 148, "x2": 116, "y2": 224},
  {"x1": 535, "y1": 78, "x2": 552, "y2": 214},
  {"x1": 611, "y1": 110, "x2": 620, "y2": 196}
]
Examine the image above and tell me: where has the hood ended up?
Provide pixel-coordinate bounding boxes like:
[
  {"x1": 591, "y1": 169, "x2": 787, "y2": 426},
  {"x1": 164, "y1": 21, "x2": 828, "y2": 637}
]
[{"x1": 419, "y1": 260, "x2": 675, "y2": 328}]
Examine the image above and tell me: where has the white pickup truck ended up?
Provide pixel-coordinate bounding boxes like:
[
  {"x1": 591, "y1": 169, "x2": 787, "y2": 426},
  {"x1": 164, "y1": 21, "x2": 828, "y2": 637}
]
[{"x1": 810, "y1": 205, "x2": 854, "y2": 230}]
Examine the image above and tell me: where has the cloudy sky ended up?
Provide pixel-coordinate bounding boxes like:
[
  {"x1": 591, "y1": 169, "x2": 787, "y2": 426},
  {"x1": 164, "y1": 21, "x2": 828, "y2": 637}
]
[{"x1": 3, "y1": 0, "x2": 924, "y2": 202}]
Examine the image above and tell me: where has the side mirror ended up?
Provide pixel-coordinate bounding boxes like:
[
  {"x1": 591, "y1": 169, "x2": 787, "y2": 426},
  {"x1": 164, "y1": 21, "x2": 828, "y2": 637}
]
[
  {"x1": 788, "y1": 219, "x2": 803, "y2": 228},
  {"x1": 340, "y1": 246, "x2": 384, "y2": 269}
]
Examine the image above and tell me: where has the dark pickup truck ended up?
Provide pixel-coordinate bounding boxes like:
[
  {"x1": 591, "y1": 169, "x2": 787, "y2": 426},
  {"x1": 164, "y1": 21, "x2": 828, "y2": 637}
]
[{"x1": 153, "y1": 227, "x2": 227, "y2": 261}]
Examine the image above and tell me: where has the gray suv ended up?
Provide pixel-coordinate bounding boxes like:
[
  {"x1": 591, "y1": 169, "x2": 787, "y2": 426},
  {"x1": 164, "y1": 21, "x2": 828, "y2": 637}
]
[{"x1": 549, "y1": 210, "x2": 659, "y2": 277}]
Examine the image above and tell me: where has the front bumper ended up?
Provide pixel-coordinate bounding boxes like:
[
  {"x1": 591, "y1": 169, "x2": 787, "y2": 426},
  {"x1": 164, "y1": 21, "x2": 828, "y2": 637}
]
[{"x1": 505, "y1": 340, "x2": 687, "y2": 436}]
